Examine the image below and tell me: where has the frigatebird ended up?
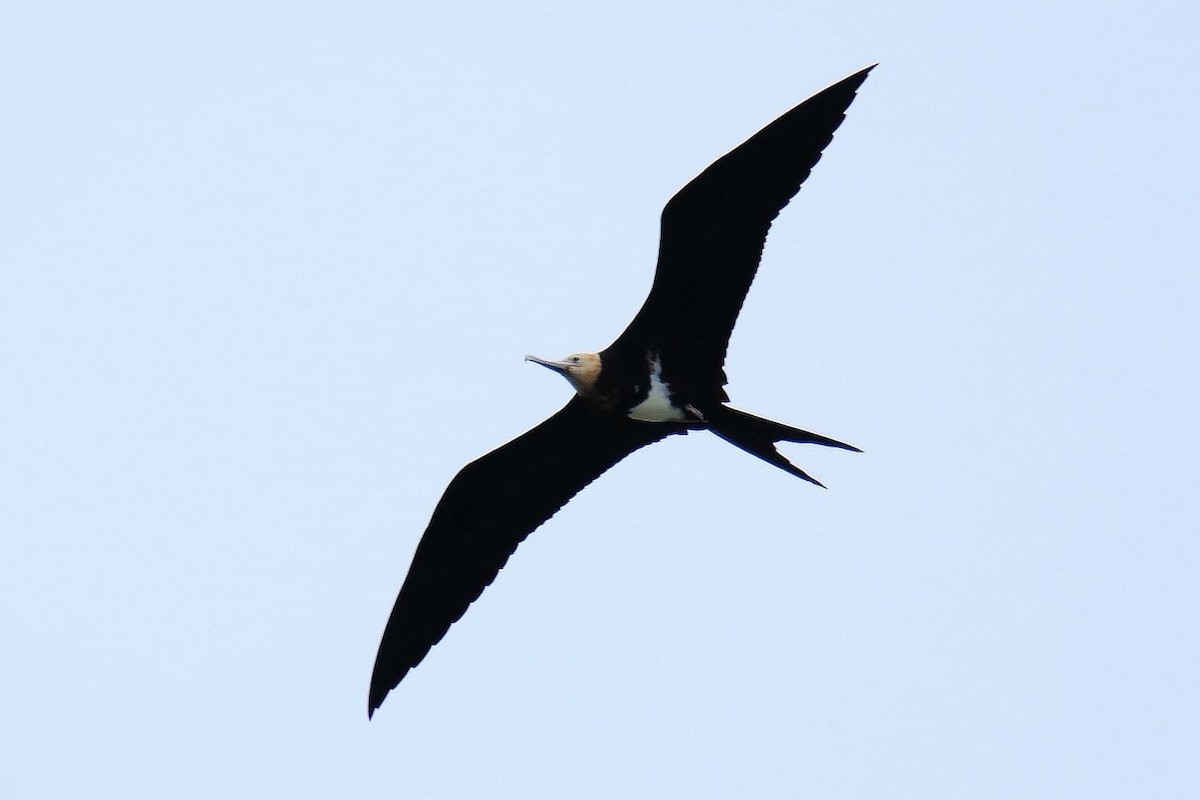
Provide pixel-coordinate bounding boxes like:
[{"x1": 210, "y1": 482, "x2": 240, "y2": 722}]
[{"x1": 369, "y1": 65, "x2": 872, "y2": 717}]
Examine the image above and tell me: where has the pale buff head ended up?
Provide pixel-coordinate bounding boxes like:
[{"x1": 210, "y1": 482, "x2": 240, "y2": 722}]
[{"x1": 525, "y1": 352, "x2": 602, "y2": 397}]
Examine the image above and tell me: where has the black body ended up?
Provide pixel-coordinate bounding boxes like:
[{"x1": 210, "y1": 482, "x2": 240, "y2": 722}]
[{"x1": 369, "y1": 66, "x2": 873, "y2": 717}]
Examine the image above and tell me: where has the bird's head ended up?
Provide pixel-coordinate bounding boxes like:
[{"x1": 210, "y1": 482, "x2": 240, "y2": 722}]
[{"x1": 525, "y1": 352, "x2": 602, "y2": 397}]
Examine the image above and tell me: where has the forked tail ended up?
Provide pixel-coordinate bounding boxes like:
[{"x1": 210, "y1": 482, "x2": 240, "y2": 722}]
[{"x1": 707, "y1": 405, "x2": 861, "y2": 487}]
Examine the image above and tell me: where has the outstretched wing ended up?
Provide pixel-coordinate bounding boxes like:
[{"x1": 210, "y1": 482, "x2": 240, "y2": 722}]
[
  {"x1": 369, "y1": 397, "x2": 679, "y2": 716},
  {"x1": 607, "y1": 66, "x2": 873, "y2": 390}
]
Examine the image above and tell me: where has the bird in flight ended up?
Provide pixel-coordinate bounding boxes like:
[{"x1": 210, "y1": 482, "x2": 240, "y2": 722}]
[{"x1": 369, "y1": 65, "x2": 873, "y2": 717}]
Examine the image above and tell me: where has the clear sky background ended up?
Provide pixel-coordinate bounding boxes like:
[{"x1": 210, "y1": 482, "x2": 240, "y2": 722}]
[{"x1": 3, "y1": 1, "x2": 1198, "y2": 797}]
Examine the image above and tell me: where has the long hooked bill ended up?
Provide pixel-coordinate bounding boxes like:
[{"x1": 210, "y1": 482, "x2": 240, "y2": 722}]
[{"x1": 524, "y1": 355, "x2": 571, "y2": 374}]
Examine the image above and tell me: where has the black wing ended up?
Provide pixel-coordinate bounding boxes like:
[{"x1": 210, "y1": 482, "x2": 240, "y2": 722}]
[
  {"x1": 606, "y1": 66, "x2": 874, "y2": 392},
  {"x1": 369, "y1": 397, "x2": 679, "y2": 716}
]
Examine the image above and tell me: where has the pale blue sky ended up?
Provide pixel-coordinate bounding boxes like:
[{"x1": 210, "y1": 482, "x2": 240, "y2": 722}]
[{"x1": 3, "y1": 1, "x2": 1199, "y2": 797}]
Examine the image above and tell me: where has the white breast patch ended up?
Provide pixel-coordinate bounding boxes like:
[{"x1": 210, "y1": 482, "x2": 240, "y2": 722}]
[{"x1": 627, "y1": 358, "x2": 687, "y2": 422}]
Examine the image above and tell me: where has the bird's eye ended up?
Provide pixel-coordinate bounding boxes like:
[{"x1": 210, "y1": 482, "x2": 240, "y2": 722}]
[{"x1": 571, "y1": 356, "x2": 581, "y2": 364}]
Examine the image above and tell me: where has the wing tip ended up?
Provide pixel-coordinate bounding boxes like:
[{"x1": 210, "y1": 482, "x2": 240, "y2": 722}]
[
  {"x1": 367, "y1": 674, "x2": 398, "y2": 720},
  {"x1": 830, "y1": 63, "x2": 877, "y2": 96},
  {"x1": 367, "y1": 683, "x2": 385, "y2": 720}
]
